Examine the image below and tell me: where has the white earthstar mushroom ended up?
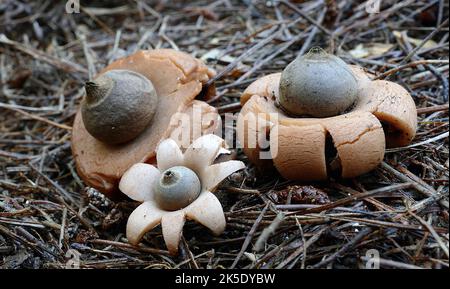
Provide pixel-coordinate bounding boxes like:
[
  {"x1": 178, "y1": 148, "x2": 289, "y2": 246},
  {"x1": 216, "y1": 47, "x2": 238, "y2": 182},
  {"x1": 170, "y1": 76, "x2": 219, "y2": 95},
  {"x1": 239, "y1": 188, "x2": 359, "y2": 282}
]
[{"x1": 119, "y1": 134, "x2": 245, "y2": 255}]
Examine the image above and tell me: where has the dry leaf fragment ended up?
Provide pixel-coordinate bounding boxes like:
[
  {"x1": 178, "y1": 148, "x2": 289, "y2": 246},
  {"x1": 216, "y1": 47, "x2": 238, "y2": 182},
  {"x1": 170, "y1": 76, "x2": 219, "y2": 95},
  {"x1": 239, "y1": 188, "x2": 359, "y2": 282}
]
[
  {"x1": 393, "y1": 31, "x2": 437, "y2": 49},
  {"x1": 269, "y1": 185, "x2": 330, "y2": 204},
  {"x1": 349, "y1": 43, "x2": 394, "y2": 58}
]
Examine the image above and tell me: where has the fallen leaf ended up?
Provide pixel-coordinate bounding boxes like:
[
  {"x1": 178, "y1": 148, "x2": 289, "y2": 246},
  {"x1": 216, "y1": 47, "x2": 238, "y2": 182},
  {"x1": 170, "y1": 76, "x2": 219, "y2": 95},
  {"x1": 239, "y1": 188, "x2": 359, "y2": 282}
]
[
  {"x1": 0, "y1": 250, "x2": 31, "y2": 269},
  {"x1": 393, "y1": 31, "x2": 437, "y2": 49},
  {"x1": 201, "y1": 48, "x2": 236, "y2": 63},
  {"x1": 75, "y1": 229, "x2": 99, "y2": 243},
  {"x1": 244, "y1": 252, "x2": 257, "y2": 262},
  {"x1": 269, "y1": 185, "x2": 330, "y2": 205},
  {"x1": 349, "y1": 43, "x2": 393, "y2": 58}
]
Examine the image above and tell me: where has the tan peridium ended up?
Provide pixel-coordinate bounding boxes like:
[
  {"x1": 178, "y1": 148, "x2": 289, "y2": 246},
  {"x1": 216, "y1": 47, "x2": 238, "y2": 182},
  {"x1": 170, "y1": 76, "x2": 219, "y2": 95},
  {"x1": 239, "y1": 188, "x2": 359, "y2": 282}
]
[
  {"x1": 241, "y1": 73, "x2": 281, "y2": 105},
  {"x1": 236, "y1": 101, "x2": 276, "y2": 170},
  {"x1": 72, "y1": 49, "x2": 218, "y2": 196},
  {"x1": 270, "y1": 124, "x2": 327, "y2": 180},
  {"x1": 120, "y1": 134, "x2": 246, "y2": 255},
  {"x1": 237, "y1": 65, "x2": 416, "y2": 180},
  {"x1": 355, "y1": 80, "x2": 417, "y2": 147}
]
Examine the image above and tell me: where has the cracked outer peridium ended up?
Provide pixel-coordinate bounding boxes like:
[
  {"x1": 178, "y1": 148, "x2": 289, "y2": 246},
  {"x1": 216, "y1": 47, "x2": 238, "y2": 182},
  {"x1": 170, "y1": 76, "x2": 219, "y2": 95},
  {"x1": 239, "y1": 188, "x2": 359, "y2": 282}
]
[
  {"x1": 237, "y1": 65, "x2": 417, "y2": 180},
  {"x1": 72, "y1": 49, "x2": 218, "y2": 196}
]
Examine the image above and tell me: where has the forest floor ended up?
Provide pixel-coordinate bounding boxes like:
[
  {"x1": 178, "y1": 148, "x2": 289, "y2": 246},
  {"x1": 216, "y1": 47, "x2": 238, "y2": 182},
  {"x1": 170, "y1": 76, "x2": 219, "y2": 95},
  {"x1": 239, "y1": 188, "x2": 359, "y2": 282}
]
[{"x1": 0, "y1": 0, "x2": 448, "y2": 269}]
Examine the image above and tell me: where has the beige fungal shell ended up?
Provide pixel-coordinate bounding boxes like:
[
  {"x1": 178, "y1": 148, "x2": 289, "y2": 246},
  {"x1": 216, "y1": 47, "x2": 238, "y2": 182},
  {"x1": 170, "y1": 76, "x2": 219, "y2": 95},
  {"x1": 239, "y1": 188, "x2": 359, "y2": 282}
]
[
  {"x1": 237, "y1": 65, "x2": 417, "y2": 180},
  {"x1": 72, "y1": 49, "x2": 218, "y2": 196},
  {"x1": 119, "y1": 134, "x2": 246, "y2": 255}
]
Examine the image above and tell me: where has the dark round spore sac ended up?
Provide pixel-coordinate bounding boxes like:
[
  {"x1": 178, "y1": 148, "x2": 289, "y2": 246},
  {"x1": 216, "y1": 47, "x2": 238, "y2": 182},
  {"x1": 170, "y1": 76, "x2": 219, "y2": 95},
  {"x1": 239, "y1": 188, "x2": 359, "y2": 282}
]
[{"x1": 279, "y1": 47, "x2": 358, "y2": 118}]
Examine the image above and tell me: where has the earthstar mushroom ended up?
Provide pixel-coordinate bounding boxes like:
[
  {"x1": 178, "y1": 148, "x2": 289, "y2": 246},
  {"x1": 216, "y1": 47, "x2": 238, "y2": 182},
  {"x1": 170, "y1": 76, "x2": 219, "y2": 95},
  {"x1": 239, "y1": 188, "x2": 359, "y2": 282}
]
[
  {"x1": 119, "y1": 134, "x2": 245, "y2": 255},
  {"x1": 237, "y1": 48, "x2": 417, "y2": 180},
  {"x1": 72, "y1": 49, "x2": 219, "y2": 196}
]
